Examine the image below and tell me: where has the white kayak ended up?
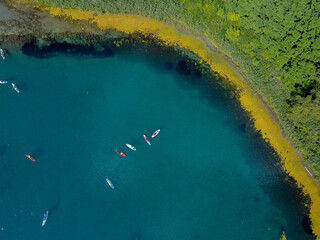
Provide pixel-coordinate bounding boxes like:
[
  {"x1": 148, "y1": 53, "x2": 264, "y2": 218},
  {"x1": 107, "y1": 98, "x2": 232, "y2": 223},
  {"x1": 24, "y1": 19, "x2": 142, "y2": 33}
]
[
  {"x1": 42, "y1": 211, "x2": 49, "y2": 226},
  {"x1": 0, "y1": 80, "x2": 8, "y2": 84},
  {"x1": 12, "y1": 83, "x2": 19, "y2": 93},
  {"x1": 126, "y1": 144, "x2": 136, "y2": 151},
  {"x1": 152, "y1": 129, "x2": 160, "y2": 138},
  {"x1": 0, "y1": 49, "x2": 5, "y2": 60}
]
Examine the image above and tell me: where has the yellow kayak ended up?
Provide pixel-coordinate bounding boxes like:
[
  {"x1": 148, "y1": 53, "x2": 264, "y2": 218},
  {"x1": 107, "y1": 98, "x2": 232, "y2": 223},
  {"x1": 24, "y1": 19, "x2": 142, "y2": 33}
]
[{"x1": 280, "y1": 231, "x2": 287, "y2": 240}]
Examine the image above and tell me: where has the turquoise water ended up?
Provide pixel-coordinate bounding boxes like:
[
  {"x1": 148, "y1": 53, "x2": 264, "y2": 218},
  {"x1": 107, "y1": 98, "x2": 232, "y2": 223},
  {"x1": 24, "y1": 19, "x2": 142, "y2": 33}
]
[{"x1": 0, "y1": 44, "x2": 314, "y2": 240}]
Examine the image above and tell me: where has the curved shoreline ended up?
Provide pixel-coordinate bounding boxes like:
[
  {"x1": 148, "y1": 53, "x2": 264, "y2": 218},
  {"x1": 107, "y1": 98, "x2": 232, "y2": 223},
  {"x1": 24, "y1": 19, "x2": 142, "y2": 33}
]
[{"x1": 7, "y1": 1, "x2": 320, "y2": 238}]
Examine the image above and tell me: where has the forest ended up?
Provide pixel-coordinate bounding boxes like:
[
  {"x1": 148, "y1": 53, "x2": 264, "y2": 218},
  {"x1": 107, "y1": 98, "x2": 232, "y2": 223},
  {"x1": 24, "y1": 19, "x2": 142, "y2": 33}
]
[{"x1": 25, "y1": 0, "x2": 320, "y2": 177}]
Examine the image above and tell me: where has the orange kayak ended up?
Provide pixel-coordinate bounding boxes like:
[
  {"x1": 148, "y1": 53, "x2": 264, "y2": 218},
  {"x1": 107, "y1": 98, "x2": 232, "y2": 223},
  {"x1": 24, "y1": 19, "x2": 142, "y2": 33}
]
[
  {"x1": 115, "y1": 150, "x2": 126, "y2": 157},
  {"x1": 26, "y1": 154, "x2": 36, "y2": 161}
]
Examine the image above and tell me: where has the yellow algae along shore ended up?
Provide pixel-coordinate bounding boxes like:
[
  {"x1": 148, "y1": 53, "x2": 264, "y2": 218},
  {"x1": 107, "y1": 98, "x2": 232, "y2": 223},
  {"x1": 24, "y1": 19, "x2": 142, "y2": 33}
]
[{"x1": 14, "y1": 2, "x2": 320, "y2": 238}]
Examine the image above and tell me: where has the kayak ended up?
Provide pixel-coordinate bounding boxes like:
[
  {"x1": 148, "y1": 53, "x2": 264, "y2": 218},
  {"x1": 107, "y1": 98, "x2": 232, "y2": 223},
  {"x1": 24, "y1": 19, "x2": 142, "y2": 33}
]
[
  {"x1": 151, "y1": 129, "x2": 160, "y2": 138},
  {"x1": 0, "y1": 80, "x2": 8, "y2": 84},
  {"x1": 42, "y1": 211, "x2": 49, "y2": 226},
  {"x1": 12, "y1": 83, "x2": 19, "y2": 93},
  {"x1": 115, "y1": 150, "x2": 126, "y2": 157},
  {"x1": 126, "y1": 144, "x2": 136, "y2": 151},
  {"x1": 106, "y1": 178, "x2": 114, "y2": 189},
  {"x1": 143, "y1": 134, "x2": 151, "y2": 145},
  {"x1": 26, "y1": 154, "x2": 36, "y2": 161},
  {"x1": 0, "y1": 49, "x2": 5, "y2": 60}
]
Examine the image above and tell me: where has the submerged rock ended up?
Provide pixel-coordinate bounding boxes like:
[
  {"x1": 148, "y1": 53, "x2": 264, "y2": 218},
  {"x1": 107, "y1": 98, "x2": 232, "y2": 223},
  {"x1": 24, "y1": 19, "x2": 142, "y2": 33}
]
[
  {"x1": 193, "y1": 68, "x2": 202, "y2": 78},
  {"x1": 302, "y1": 215, "x2": 313, "y2": 235},
  {"x1": 176, "y1": 60, "x2": 191, "y2": 75},
  {"x1": 21, "y1": 41, "x2": 115, "y2": 58},
  {"x1": 164, "y1": 61, "x2": 174, "y2": 71},
  {"x1": 240, "y1": 123, "x2": 246, "y2": 132}
]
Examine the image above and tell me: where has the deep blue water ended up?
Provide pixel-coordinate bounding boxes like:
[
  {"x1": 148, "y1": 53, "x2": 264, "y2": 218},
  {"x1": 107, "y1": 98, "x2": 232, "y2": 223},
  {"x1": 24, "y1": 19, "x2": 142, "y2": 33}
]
[{"x1": 0, "y1": 45, "x2": 314, "y2": 240}]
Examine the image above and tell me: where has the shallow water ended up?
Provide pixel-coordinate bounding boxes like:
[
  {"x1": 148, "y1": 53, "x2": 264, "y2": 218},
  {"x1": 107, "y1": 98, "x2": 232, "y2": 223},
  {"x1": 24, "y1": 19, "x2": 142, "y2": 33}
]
[{"x1": 0, "y1": 45, "x2": 314, "y2": 240}]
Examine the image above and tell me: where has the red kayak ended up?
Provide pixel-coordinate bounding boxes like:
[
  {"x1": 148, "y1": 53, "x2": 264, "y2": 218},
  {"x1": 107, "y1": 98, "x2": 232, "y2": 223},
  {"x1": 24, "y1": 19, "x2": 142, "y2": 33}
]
[
  {"x1": 152, "y1": 129, "x2": 160, "y2": 138},
  {"x1": 26, "y1": 154, "x2": 36, "y2": 161},
  {"x1": 115, "y1": 150, "x2": 126, "y2": 157}
]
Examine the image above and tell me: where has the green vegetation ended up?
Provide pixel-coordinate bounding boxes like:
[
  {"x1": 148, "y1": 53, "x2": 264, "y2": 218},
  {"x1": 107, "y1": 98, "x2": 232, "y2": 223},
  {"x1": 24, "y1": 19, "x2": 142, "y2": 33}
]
[{"x1": 27, "y1": 0, "x2": 320, "y2": 176}]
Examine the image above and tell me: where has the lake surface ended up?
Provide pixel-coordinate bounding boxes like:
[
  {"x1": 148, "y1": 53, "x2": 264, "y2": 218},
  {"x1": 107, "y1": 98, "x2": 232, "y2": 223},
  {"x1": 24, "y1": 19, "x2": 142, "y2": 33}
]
[{"x1": 0, "y1": 44, "x2": 314, "y2": 240}]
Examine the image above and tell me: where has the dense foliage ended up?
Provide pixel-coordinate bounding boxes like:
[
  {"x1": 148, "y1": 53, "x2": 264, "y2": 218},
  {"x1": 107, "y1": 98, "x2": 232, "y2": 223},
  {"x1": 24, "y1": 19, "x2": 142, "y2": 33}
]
[{"x1": 26, "y1": 0, "x2": 320, "y2": 176}]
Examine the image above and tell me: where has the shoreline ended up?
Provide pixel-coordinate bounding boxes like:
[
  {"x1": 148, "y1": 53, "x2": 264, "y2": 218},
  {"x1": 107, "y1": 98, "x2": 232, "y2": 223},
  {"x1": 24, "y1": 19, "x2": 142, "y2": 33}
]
[{"x1": 3, "y1": 1, "x2": 320, "y2": 238}]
